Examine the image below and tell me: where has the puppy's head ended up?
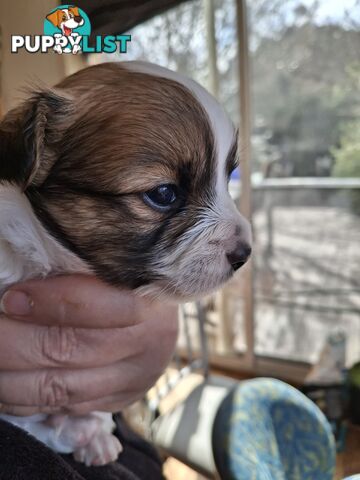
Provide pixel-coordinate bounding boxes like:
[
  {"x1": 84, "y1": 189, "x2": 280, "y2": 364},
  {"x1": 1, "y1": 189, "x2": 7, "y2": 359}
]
[
  {"x1": 0, "y1": 62, "x2": 251, "y2": 300},
  {"x1": 46, "y1": 7, "x2": 84, "y2": 33}
]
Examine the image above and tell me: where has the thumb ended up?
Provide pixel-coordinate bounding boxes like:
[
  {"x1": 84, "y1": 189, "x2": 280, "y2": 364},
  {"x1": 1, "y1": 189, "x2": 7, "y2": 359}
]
[{"x1": 0, "y1": 274, "x2": 147, "y2": 328}]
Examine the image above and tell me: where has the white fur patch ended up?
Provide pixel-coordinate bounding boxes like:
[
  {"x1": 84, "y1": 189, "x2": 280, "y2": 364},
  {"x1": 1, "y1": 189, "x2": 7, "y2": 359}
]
[{"x1": 0, "y1": 183, "x2": 90, "y2": 302}]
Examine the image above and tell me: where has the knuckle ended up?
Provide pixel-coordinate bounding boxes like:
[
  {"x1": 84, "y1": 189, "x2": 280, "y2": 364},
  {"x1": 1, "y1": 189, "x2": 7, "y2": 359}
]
[
  {"x1": 40, "y1": 326, "x2": 78, "y2": 366},
  {"x1": 58, "y1": 295, "x2": 85, "y2": 324},
  {"x1": 38, "y1": 371, "x2": 70, "y2": 407}
]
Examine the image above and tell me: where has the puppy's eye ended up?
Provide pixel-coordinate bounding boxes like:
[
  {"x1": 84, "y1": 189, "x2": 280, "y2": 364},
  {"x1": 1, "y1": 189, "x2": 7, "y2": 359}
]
[
  {"x1": 229, "y1": 165, "x2": 239, "y2": 181},
  {"x1": 143, "y1": 184, "x2": 177, "y2": 212}
]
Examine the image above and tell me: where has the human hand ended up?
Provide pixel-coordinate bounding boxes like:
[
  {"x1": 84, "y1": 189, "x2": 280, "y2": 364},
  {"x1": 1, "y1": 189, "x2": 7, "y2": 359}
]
[{"x1": 0, "y1": 275, "x2": 178, "y2": 416}]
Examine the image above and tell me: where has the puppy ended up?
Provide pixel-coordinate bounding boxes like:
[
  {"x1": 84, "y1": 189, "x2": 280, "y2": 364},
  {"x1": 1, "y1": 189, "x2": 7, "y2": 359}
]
[
  {"x1": 46, "y1": 6, "x2": 84, "y2": 54},
  {"x1": 46, "y1": 7, "x2": 84, "y2": 37},
  {"x1": 0, "y1": 62, "x2": 252, "y2": 466}
]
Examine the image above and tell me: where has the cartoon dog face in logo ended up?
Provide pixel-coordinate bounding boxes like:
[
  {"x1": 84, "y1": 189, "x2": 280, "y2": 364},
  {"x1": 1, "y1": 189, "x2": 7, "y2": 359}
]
[
  {"x1": 45, "y1": 6, "x2": 85, "y2": 54},
  {"x1": 46, "y1": 6, "x2": 84, "y2": 36}
]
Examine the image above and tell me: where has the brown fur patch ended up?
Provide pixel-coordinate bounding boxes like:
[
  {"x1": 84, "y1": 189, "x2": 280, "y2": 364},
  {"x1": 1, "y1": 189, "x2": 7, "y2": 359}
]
[{"x1": 22, "y1": 63, "x2": 217, "y2": 288}]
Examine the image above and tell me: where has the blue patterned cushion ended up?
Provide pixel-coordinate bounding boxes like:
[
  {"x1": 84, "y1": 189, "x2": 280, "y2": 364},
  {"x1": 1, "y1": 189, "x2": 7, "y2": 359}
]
[{"x1": 213, "y1": 378, "x2": 336, "y2": 480}]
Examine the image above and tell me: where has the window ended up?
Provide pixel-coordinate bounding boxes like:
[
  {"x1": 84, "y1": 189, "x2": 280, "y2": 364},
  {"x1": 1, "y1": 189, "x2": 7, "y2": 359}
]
[
  {"x1": 89, "y1": 0, "x2": 360, "y2": 378},
  {"x1": 248, "y1": 0, "x2": 360, "y2": 367}
]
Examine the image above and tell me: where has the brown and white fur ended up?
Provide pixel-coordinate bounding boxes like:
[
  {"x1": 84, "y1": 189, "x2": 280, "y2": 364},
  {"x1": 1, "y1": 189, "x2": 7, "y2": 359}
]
[
  {"x1": 46, "y1": 7, "x2": 84, "y2": 37},
  {"x1": 0, "y1": 62, "x2": 251, "y2": 466}
]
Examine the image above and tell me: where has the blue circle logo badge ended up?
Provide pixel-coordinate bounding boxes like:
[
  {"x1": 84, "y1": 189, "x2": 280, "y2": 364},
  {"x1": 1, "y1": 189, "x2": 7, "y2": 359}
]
[{"x1": 44, "y1": 5, "x2": 91, "y2": 54}]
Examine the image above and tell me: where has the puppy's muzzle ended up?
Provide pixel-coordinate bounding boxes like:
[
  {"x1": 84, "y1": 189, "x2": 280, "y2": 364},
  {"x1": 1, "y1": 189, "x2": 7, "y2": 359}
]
[{"x1": 227, "y1": 243, "x2": 252, "y2": 271}]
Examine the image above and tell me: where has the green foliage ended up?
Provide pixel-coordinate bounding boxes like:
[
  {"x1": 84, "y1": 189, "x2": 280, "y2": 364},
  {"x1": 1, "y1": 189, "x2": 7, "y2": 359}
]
[
  {"x1": 332, "y1": 120, "x2": 360, "y2": 214},
  {"x1": 251, "y1": 24, "x2": 360, "y2": 176},
  {"x1": 332, "y1": 121, "x2": 360, "y2": 178}
]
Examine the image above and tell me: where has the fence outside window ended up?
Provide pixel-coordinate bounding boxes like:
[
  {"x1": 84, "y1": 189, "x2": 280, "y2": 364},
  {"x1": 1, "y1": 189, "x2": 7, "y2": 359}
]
[{"x1": 90, "y1": 0, "x2": 360, "y2": 380}]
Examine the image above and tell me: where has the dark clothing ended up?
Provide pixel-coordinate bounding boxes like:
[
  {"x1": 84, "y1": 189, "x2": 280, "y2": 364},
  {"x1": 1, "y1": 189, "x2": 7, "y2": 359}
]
[{"x1": 0, "y1": 415, "x2": 164, "y2": 480}]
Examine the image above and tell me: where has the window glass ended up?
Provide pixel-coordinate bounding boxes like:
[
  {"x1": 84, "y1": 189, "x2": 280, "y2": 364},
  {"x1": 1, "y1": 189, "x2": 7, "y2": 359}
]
[{"x1": 248, "y1": 0, "x2": 360, "y2": 364}]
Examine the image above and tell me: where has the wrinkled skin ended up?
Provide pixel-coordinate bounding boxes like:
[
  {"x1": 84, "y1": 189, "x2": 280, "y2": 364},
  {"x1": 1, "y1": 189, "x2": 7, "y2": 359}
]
[{"x1": 0, "y1": 274, "x2": 178, "y2": 416}]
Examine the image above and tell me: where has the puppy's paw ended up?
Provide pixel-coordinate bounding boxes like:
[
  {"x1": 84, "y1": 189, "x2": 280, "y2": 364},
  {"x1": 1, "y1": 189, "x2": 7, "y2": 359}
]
[
  {"x1": 72, "y1": 45, "x2": 81, "y2": 54},
  {"x1": 73, "y1": 432, "x2": 123, "y2": 466},
  {"x1": 53, "y1": 45, "x2": 63, "y2": 54},
  {"x1": 49, "y1": 414, "x2": 102, "y2": 448}
]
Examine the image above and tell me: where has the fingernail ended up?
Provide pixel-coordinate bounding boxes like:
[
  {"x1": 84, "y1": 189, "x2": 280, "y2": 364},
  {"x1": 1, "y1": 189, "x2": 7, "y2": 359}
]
[{"x1": 0, "y1": 290, "x2": 34, "y2": 316}]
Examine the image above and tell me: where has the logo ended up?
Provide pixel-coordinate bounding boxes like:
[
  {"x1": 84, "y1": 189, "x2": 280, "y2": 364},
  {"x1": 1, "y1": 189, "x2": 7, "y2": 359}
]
[
  {"x1": 44, "y1": 5, "x2": 91, "y2": 54},
  {"x1": 11, "y1": 5, "x2": 131, "y2": 55}
]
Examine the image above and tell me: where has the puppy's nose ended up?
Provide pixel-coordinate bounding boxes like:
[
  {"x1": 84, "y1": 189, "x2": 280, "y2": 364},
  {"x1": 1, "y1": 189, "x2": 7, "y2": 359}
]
[
  {"x1": 226, "y1": 244, "x2": 252, "y2": 271},
  {"x1": 75, "y1": 15, "x2": 82, "y2": 22}
]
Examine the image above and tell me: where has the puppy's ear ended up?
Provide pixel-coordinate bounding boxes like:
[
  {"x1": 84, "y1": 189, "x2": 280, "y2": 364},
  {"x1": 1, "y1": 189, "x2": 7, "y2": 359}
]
[
  {"x1": 69, "y1": 7, "x2": 81, "y2": 17},
  {"x1": 0, "y1": 89, "x2": 73, "y2": 190},
  {"x1": 46, "y1": 10, "x2": 61, "y2": 28}
]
